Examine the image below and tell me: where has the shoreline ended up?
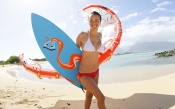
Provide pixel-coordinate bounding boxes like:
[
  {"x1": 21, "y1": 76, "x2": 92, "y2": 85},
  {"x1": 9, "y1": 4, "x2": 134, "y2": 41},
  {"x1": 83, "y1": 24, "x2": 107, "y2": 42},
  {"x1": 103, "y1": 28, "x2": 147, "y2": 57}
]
[
  {"x1": 4, "y1": 63, "x2": 175, "y2": 85},
  {"x1": 1, "y1": 64, "x2": 175, "y2": 109}
]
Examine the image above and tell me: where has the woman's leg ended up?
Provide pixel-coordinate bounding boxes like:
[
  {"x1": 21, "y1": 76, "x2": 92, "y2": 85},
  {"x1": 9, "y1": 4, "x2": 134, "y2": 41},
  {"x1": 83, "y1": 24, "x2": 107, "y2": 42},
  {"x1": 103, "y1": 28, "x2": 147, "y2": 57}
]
[
  {"x1": 85, "y1": 91, "x2": 93, "y2": 109},
  {"x1": 80, "y1": 74, "x2": 106, "y2": 109},
  {"x1": 84, "y1": 73, "x2": 99, "y2": 109}
]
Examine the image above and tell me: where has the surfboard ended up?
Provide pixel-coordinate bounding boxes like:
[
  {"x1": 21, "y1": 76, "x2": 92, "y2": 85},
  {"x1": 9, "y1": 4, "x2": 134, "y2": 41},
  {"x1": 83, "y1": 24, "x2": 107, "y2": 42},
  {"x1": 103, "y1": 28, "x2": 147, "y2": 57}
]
[{"x1": 31, "y1": 13, "x2": 84, "y2": 89}]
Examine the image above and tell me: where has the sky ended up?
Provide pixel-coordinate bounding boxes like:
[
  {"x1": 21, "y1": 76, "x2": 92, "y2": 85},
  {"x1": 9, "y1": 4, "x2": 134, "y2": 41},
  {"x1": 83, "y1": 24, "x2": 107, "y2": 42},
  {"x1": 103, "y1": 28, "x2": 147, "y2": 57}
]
[{"x1": 1, "y1": 0, "x2": 175, "y2": 60}]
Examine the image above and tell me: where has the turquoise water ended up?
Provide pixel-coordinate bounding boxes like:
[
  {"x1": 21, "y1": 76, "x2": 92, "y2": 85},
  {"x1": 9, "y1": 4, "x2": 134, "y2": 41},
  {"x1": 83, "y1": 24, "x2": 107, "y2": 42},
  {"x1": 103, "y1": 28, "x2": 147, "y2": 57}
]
[
  {"x1": 7, "y1": 52, "x2": 175, "y2": 85},
  {"x1": 100, "y1": 52, "x2": 175, "y2": 69},
  {"x1": 100, "y1": 52, "x2": 155, "y2": 69}
]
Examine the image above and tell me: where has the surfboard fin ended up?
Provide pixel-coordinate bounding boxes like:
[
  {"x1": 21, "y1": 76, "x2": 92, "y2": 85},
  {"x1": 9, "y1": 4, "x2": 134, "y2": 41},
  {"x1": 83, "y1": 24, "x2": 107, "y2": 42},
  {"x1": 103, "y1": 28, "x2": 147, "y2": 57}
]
[{"x1": 80, "y1": 85, "x2": 85, "y2": 93}]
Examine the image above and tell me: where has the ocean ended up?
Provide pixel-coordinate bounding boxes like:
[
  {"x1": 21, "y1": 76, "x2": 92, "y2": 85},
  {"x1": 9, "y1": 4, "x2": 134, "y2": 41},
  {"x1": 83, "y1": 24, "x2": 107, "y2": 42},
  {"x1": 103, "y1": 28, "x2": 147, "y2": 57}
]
[{"x1": 6, "y1": 52, "x2": 175, "y2": 85}]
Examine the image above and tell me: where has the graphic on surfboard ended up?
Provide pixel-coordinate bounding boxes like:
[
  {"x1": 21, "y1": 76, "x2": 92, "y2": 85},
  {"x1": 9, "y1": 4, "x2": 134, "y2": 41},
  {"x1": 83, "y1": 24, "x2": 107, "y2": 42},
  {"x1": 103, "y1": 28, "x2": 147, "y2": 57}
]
[{"x1": 31, "y1": 5, "x2": 122, "y2": 89}]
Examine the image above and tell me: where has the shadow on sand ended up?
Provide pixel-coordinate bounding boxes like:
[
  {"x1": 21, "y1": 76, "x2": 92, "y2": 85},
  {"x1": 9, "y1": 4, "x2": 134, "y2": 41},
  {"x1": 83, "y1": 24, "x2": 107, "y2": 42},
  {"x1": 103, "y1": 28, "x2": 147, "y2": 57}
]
[{"x1": 42, "y1": 93, "x2": 175, "y2": 109}]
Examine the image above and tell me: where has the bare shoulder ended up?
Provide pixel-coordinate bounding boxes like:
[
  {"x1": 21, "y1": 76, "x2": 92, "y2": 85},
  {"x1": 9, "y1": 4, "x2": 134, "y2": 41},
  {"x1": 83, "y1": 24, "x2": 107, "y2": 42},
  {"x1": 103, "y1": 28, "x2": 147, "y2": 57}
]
[
  {"x1": 77, "y1": 31, "x2": 87, "y2": 38},
  {"x1": 78, "y1": 31, "x2": 89, "y2": 40},
  {"x1": 76, "y1": 31, "x2": 87, "y2": 47},
  {"x1": 81, "y1": 31, "x2": 88, "y2": 36}
]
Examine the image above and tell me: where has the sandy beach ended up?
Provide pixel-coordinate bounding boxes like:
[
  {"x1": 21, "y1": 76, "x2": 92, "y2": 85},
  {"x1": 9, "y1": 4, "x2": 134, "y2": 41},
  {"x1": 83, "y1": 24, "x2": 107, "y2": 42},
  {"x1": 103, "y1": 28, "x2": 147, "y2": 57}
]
[{"x1": 1, "y1": 64, "x2": 175, "y2": 109}]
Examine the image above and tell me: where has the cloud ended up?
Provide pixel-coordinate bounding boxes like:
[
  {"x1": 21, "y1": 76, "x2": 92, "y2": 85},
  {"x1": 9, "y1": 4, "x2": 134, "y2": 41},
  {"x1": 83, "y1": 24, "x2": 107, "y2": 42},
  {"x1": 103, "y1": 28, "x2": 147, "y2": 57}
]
[
  {"x1": 157, "y1": 1, "x2": 172, "y2": 7},
  {"x1": 120, "y1": 16, "x2": 175, "y2": 47},
  {"x1": 121, "y1": 13, "x2": 140, "y2": 21},
  {"x1": 151, "y1": 1, "x2": 174, "y2": 13},
  {"x1": 56, "y1": 22, "x2": 66, "y2": 30},
  {"x1": 151, "y1": 0, "x2": 160, "y2": 3},
  {"x1": 150, "y1": 7, "x2": 169, "y2": 12},
  {"x1": 150, "y1": 7, "x2": 175, "y2": 12}
]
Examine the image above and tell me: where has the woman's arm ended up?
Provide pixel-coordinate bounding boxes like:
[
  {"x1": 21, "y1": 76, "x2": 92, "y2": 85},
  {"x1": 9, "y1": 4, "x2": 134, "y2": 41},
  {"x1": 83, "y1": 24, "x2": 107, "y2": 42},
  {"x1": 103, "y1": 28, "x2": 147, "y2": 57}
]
[{"x1": 76, "y1": 32, "x2": 83, "y2": 48}]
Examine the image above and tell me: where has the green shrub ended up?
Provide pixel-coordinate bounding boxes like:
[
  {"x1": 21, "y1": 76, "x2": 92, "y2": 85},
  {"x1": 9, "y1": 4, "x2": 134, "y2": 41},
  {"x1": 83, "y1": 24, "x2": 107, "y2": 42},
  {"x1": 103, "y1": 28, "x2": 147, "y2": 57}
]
[{"x1": 6, "y1": 56, "x2": 19, "y2": 64}]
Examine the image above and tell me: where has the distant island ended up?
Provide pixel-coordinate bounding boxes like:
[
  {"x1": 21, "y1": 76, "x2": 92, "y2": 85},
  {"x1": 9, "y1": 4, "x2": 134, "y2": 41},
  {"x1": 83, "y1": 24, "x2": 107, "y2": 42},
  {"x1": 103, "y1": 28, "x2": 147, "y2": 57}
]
[
  {"x1": 114, "y1": 52, "x2": 133, "y2": 56},
  {"x1": 155, "y1": 49, "x2": 175, "y2": 58}
]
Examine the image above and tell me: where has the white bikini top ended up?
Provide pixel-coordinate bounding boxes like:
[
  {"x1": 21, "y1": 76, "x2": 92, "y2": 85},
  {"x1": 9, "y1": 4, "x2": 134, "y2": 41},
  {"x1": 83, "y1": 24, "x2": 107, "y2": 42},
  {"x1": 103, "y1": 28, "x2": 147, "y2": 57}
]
[{"x1": 83, "y1": 32, "x2": 104, "y2": 53}]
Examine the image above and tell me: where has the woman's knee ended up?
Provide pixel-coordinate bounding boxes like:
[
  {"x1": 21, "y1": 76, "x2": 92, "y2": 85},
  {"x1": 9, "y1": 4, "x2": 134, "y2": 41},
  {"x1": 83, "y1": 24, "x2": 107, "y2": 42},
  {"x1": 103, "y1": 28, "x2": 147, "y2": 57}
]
[
  {"x1": 97, "y1": 94, "x2": 105, "y2": 104},
  {"x1": 86, "y1": 92, "x2": 93, "y2": 101}
]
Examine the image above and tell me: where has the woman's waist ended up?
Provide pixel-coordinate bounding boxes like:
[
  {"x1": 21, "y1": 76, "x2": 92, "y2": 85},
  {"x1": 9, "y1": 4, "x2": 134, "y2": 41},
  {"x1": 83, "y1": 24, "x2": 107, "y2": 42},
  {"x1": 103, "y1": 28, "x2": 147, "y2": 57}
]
[
  {"x1": 80, "y1": 60, "x2": 99, "y2": 67},
  {"x1": 79, "y1": 62, "x2": 99, "y2": 73}
]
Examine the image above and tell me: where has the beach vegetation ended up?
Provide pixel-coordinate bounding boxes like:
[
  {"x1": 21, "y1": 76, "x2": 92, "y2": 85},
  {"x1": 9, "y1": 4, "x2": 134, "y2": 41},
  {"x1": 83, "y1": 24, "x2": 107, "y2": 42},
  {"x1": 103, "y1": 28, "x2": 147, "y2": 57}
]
[
  {"x1": 32, "y1": 58, "x2": 47, "y2": 61},
  {"x1": 155, "y1": 49, "x2": 175, "y2": 58},
  {"x1": 0, "y1": 61, "x2": 6, "y2": 65},
  {"x1": 6, "y1": 56, "x2": 19, "y2": 64},
  {"x1": 0, "y1": 56, "x2": 47, "y2": 65}
]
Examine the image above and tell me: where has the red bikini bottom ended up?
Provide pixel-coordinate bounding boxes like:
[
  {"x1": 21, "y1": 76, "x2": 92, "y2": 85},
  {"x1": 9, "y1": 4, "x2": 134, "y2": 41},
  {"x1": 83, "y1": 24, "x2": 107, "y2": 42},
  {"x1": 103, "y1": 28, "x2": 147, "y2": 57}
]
[{"x1": 77, "y1": 69, "x2": 99, "y2": 82}]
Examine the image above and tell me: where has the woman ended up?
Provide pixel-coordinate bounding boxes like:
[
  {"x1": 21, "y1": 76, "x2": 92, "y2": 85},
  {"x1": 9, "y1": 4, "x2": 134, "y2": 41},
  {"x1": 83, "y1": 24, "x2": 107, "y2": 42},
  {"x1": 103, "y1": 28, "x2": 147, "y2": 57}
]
[{"x1": 76, "y1": 11, "x2": 106, "y2": 109}]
